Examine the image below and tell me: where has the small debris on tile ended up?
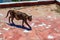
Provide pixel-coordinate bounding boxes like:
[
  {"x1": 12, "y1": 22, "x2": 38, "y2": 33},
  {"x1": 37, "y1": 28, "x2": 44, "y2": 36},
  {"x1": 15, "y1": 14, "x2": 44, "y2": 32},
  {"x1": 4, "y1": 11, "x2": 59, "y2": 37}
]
[
  {"x1": 41, "y1": 23, "x2": 46, "y2": 26},
  {"x1": 3, "y1": 28, "x2": 10, "y2": 31},
  {"x1": 34, "y1": 25, "x2": 37, "y2": 27},
  {"x1": 0, "y1": 14, "x2": 3, "y2": 16},
  {"x1": 38, "y1": 24, "x2": 44, "y2": 27},
  {"x1": 54, "y1": 28, "x2": 60, "y2": 32},
  {"x1": 38, "y1": 22, "x2": 46, "y2": 27},
  {"x1": 47, "y1": 16, "x2": 52, "y2": 19},
  {"x1": 23, "y1": 30, "x2": 30, "y2": 33},
  {"x1": 48, "y1": 35, "x2": 54, "y2": 39},
  {"x1": 46, "y1": 25, "x2": 51, "y2": 29},
  {"x1": 0, "y1": 32, "x2": 2, "y2": 34}
]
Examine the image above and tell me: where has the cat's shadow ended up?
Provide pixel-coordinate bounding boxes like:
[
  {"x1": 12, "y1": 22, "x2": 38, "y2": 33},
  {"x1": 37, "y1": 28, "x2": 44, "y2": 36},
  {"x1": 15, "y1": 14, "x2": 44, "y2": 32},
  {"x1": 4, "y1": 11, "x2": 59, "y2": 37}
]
[{"x1": 7, "y1": 23, "x2": 32, "y2": 31}]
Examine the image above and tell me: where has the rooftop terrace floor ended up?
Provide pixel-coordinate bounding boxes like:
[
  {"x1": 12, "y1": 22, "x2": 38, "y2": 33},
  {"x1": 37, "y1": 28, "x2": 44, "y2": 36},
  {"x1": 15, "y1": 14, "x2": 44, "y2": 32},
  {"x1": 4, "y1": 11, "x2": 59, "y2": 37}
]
[{"x1": 0, "y1": 4, "x2": 60, "y2": 40}]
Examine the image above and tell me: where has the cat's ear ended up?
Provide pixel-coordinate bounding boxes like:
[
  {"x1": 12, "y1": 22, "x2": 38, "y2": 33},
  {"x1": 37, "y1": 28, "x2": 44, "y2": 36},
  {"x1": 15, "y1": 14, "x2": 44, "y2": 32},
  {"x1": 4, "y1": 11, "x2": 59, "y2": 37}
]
[
  {"x1": 29, "y1": 15, "x2": 32, "y2": 19},
  {"x1": 29, "y1": 15, "x2": 32, "y2": 18},
  {"x1": 28, "y1": 15, "x2": 32, "y2": 21}
]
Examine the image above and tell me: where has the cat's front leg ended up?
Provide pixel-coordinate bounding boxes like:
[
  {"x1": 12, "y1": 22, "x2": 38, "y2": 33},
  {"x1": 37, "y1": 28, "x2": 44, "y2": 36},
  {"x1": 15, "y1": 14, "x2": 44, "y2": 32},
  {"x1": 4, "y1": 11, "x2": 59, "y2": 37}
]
[{"x1": 24, "y1": 20, "x2": 31, "y2": 29}]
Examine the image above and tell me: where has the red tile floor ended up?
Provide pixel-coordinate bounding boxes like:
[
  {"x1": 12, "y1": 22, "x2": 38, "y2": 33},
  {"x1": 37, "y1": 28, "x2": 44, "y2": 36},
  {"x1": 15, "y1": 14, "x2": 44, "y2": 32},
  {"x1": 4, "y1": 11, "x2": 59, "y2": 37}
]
[{"x1": 0, "y1": 4, "x2": 60, "y2": 40}]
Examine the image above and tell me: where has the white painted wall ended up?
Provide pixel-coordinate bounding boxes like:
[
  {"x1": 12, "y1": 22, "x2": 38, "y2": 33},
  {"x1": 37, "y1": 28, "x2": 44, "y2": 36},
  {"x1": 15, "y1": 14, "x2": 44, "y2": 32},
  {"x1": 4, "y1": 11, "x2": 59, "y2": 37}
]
[
  {"x1": 24, "y1": 0, "x2": 54, "y2": 1},
  {"x1": 57, "y1": 0, "x2": 60, "y2": 2},
  {"x1": 37, "y1": 0, "x2": 54, "y2": 1},
  {"x1": 3, "y1": 0, "x2": 12, "y2": 2},
  {"x1": 16, "y1": 0, "x2": 55, "y2": 1}
]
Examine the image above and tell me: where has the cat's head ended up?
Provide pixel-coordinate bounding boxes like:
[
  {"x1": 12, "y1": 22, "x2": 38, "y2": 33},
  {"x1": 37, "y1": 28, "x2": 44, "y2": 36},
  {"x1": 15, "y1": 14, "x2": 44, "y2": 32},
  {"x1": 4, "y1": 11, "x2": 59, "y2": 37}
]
[{"x1": 28, "y1": 15, "x2": 32, "y2": 21}]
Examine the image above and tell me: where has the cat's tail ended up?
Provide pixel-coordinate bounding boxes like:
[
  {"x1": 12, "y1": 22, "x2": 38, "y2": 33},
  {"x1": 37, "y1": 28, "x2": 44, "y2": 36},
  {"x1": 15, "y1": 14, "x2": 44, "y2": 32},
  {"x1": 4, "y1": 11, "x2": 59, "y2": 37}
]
[{"x1": 5, "y1": 10, "x2": 11, "y2": 18}]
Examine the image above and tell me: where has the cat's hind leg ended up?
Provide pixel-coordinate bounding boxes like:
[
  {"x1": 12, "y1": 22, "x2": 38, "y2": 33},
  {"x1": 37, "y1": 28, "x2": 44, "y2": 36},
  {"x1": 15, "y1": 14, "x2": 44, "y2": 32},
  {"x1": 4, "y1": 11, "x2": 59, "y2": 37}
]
[
  {"x1": 11, "y1": 17, "x2": 14, "y2": 24},
  {"x1": 9, "y1": 16, "x2": 11, "y2": 23},
  {"x1": 22, "y1": 20, "x2": 24, "y2": 26}
]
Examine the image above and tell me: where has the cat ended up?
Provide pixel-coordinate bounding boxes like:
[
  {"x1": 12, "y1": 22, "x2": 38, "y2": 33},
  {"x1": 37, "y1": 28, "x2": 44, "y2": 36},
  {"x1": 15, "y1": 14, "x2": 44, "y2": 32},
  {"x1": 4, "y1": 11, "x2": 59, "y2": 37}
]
[{"x1": 6, "y1": 10, "x2": 32, "y2": 28}]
